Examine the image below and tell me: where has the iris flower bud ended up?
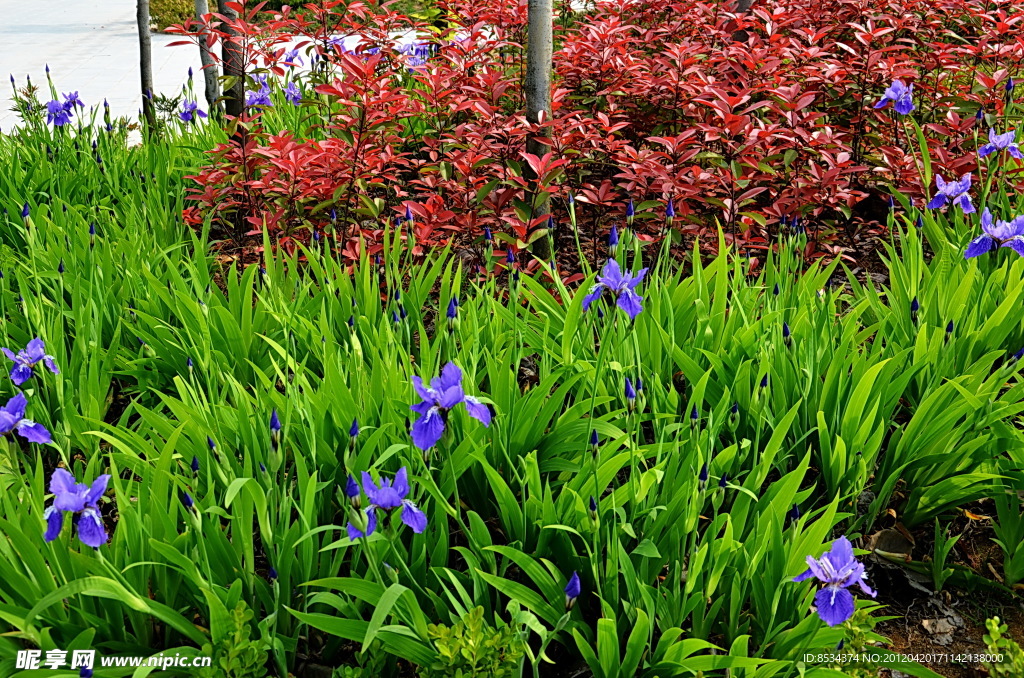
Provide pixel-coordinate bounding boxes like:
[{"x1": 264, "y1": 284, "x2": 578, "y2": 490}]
[
  {"x1": 345, "y1": 474, "x2": 361, "y2": 509},
  {"x1": 564, "y1": 572, "x2": 580, "y2": 611}
]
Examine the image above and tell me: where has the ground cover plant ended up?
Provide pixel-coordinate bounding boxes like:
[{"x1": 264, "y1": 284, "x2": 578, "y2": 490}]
[{"x1": 0, "y1": 0, "x2": 1023, "y2": 677}]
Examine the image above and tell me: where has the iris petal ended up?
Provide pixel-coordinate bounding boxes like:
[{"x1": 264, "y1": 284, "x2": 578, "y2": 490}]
[
  {"x1": 17, "y1": 421, "x2": 52, "y2": 444},
  {"x1": 1002, "y1": 237, "x2": 1024, "y2": 257},
  {"x1": 617, "y1": 290, "x2": 644, "y2": 319},
  {"x1": 437, "y1": 362, "x2": 463, "y2": 392},
  {"x1": 9, "y1": 364, "x2": 33, "y2": 386},
  {"x1": 3, "y1": 393, "x2": 28, "y2": 420},
  {"x1": 582, "y1": 287, "x2": 605, "y2": 310},
  {"x1": 401, "y1": 501, "x2": 428, "y2": 533},
  {"x1": 464, "y1": 396, "x2": 492, "y2": 426},
  {"x1": 411, "y1": 407, "x2": 446, "y2": 450},
  {"x1": 86, "y1": 474, "x2": 111, "y2": 506},
  {"x1": 25, "y1": 338, "x2": 46, "y2": 362},
  {"x1": 814, "y1": 586, "x2": 855, "y2": 626},
  {"x1": 392, "y1": 467, "x2": 409, "y2": 500},
  {"x1": 964, "y1": 235, "x2": 996, "y2": 259},
  {"x1": 77, "y1": 507, "x2": 107, "y2": 548},
  {"x1": 43, "y1": 506, "x2": 64, "y2": 542}
]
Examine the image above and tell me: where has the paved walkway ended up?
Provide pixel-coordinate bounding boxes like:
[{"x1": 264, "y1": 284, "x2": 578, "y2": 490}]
[{"x1": 0, "y1": 0, "x2": 201, "y2": 131}]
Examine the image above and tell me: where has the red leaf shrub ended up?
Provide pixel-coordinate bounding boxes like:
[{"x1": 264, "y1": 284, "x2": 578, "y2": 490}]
[{"x1": 174, "y1": 0, "x2": 1024, "y2": 262}]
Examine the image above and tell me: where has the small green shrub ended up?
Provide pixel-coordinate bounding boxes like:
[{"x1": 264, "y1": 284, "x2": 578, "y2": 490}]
[
  {"x1": 151, "y1": 0, "x2": 195, "y2": 31},
  {"x1": 419, "y1": 607, "x2": 524, "y2": 678},
  {"x1": 983, "y1": 617, "x2": 1024, "y2": 678},
  {"x1": 198, "y1": 602, "x2": 270, "y2": 678}
]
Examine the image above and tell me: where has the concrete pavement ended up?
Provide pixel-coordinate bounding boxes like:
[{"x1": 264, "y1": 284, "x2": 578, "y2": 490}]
[{"x1": 0, "y1": 1, "x2": 201, "y2": 131}]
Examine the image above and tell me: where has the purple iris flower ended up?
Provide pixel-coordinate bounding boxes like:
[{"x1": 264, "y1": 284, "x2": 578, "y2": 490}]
[
  {"x1": 62, "y1": 92, "x2": 84, "y2": 111},
  {"x1": 979, "y1": 128, "x2": 1022, "y2": 159},
  {"x1": 285, "y1": 81, "x2": 302, "y2": 106},
  {"x1": 793, "y1": 536, "x2": 877, "y2": 626},
  {"x1": 346, "y1": 467, "x2": 427, "y2": 539},
  {"x1": 0, "y1": 393, "x2": 51, "y2": 443},
  {"x1": 2, "y1": 337, "x2": 59, "y2": 385},
  {"x1": 43, "y1": 468, "x2": 110, "y2": 548},
  {"x1": 282, "y1": 48, "x2": 303, "y2": 67},
  {"x1": 409, "y1": 362, "x2": 491, "y2": 450},
  {"x1": 245, "y1": 75, "x2": 273, "y2": 108},
  {"x1": 582, "y1": 259, "x2": 648, "y2": 320},
  {"x1": 399, "y1": 42, "x2": 431, "y2": 69},
  {"x1": 873, "y1": 80, "x2": 914, "y2": 115},
  {"x1": 46, "y1": 99, "x2": 72, "y2": 126},
  {"x1": 926, "y1": 173, "x2": 975, "y2": 214},
  {"x1": 179, "y1": 100, "x2": 208, "y2": 123},
  {"x1": 666, "y1": 200, "x2": 675, "y2": 219},
  {"x1": 964, "y1": 208, "x2": 1024, "y2": 258}
]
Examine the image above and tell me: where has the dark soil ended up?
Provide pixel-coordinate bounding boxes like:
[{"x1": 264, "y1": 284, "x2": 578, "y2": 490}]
[{"x1": 867, "y1": 510, "x2": 1024, "y2": 678}]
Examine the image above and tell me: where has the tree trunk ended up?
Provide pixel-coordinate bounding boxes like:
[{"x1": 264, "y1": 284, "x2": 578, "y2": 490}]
[
  {"x1": 525, "y1": 0, "x2": 553, "y2": 260},
  {"x1": 194, "y1": 0, "x2": 220, "y2": 112},
  {"x1": 137, "y1": 0, "x2": 156, "y2": 131},
  {"x1": 218, "y1": 0, "x2": 244, "y2": 119}
]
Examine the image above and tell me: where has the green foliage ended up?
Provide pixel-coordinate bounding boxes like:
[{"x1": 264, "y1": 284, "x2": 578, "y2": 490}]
[
  {"x1": 930, "y1": 520, "x2": 959, "y2": 592},
  {"x1": 199, "y1": 601, "x2": 270, "y2": 678},
  {"x1": 991, "y1": 491, "x2": 1024, "y2": 586},
  {"x1": 0, "y1": 86, "x2": 1020, "y2": 678},
  {"x1": 983, "y1": 617, "x2": 1024, "y2": 677},
  {"x1": 151, "y1": 0, "x2": 196, "y2": 31},
  {"x1": 419, "y1": 607, "x2": 524, "y2": 677}
]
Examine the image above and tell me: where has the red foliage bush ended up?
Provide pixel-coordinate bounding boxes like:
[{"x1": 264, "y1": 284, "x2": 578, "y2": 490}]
[{"x1": 174, "y1": 0, "x2": 1024, "y2": 262}]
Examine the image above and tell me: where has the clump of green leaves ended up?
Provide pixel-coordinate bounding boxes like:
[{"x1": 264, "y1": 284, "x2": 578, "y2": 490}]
[
  {"x1": 991, "y1": 491, "x2": 1024, "y2": 586},
  {"x1": 150, "y1": 0, "x2": 195, "y2": 30},
  {"x1": 420, "y1": 607, "x2": 524, "y2": 677},
  {"x1": 983, "y1": 617, "x2": 1024, "y2": 677},
  {"x1": 199, "y1": 602, "x2": 270, "y2": 678}
]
